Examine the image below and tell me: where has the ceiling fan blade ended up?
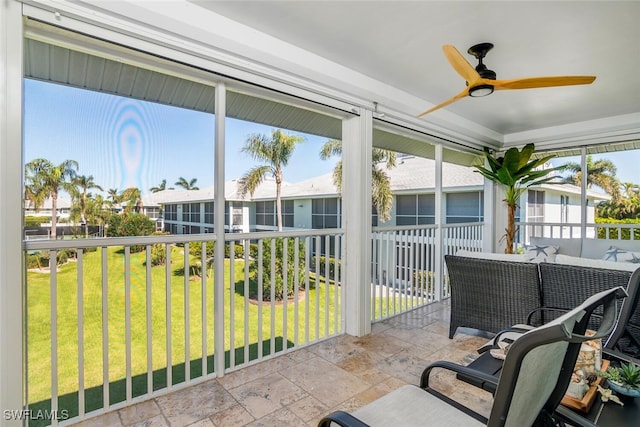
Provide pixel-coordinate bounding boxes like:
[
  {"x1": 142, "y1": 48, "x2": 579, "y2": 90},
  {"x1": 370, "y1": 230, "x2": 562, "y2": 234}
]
[
  {"x1": 443, "y1": 45, "x2": 481, "y2": 84},
  {"x1": 417, "y1": 88, "x2": 470, "y2": 117},
  {"x1": 493, "y1": 75, "x2": 596, "y2": 90}
]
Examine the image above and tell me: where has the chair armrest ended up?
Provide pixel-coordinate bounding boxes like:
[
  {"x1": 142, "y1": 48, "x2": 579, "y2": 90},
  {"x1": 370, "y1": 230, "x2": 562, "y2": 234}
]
[
  {"x1": 603, "y1": 347, "x2": 640, "y2": 365},
  {"x1": 420, "y1": 360, "x2": 499, "y2": 389},
  {"x1": 317, "y1": 410, "x2": 371, "y2": 427}
]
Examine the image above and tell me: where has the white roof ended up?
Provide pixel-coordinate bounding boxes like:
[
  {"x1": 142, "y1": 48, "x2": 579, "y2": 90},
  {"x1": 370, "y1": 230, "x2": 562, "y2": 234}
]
[{"x1": 146, "y1": 156, "x2": 606, "y2": 205}]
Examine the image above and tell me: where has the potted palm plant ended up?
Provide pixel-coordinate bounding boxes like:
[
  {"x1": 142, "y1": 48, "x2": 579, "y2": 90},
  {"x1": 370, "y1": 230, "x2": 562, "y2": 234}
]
[{"x1": 474, "y1": 143, "x2": 565, "y2": 253}]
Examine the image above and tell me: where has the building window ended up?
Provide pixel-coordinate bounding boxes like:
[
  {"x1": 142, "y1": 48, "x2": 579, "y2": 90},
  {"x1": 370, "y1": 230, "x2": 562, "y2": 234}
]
[
  {"x1": 256, "y1": 200, "x2": 294, "y2": 227},
  {"x1": 204, "y1": 202, "x2": 214, "y2": 224},
  {"x1": 446, "y1": 192, "x2": 484, "y2": 223},
  {"x1": 312, "y1": 198, "x2": 340, "y2": 229},
  {"x1": 396, "y1": 194, "x2": 435, "y2": 225},
  {"x1": 528, "y1": 190, "x2": 545, "y2": 222},
  {"x1": 182, "y1": 203, "x2": 200, "y2": 223},
  {"x1": 256, "y1": 201, "x2": 275, "y2": 226},
  {"x1": 527, "y1": 190, "x2": 545, "y2": 238},
  {"x1": 282, "y1": 200, "x2": 294, "y2": 227},
  {"x1": 164, "y1": 204, "x2": 177, "y2": 221}
]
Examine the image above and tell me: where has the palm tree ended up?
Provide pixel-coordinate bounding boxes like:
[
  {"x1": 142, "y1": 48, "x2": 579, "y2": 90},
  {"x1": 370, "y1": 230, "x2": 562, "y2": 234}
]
[
  {"x1": 85, "y1": 195, "x2": 112, "y2": 236},
  {"x1": 120, "y1": 187, "x2": 143, "y2": 213},
  {"x1": 562, "y1": 155, "x2": 621, "y2": 201},
  {"x1": 319, "y1": 139, "x2": 397, "y2": 222},
  {"x1": 24, "y1": 159, "x2": 79, "y2": 239},
  {"x1": 237, "y1": 129, "x2": 305, "y2": 231},
  {"x1": 174, "y1": 177, "x2": 199, "y2": 190},
  {"x1": 107, "y1": 188, "x2": 120, "y2": 205},
  {"x1": 150, "y1": 179, "x2": 167, "y2": 193},
  {"x1": 71, "y1": 174, "x2": 103, "y2": 237},
  {"x1": 474, "y1": 144, "x2": 564, "y2": 253},
  {"x1": 621, "y1": 182, "x2": 640, "y2": 199}
]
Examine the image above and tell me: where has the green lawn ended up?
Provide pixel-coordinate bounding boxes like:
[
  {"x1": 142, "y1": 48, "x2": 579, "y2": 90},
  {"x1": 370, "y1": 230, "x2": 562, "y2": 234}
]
[{"x1": 26, "y1": 246, "x2": 341, "y2": 421}]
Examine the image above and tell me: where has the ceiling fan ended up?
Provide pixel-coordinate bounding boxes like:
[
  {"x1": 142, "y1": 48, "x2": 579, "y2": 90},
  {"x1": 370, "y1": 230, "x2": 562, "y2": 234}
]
[{"x1": 417, "y1": 43, "x2": 596, "y2": 117}]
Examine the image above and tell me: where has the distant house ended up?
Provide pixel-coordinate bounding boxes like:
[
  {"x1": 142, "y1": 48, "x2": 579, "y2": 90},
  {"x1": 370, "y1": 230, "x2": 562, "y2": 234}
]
[{"x1": 149, "y1": 156, "x2": 609, "y2": 234}]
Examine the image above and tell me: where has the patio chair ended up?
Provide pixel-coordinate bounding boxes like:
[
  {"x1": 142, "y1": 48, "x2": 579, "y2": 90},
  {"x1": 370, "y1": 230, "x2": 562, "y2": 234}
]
[{"x1": 317, "y1": 286, "x2": 626, "y2": 427}]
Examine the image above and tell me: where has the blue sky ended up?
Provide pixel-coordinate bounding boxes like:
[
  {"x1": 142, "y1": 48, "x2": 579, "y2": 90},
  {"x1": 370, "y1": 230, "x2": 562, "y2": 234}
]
[{"x1": 24, "y1": 79, "x2": 338, "y2": 196}]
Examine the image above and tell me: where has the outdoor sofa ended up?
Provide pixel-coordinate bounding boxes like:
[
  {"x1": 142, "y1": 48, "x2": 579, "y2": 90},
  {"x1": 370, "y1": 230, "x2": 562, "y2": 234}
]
[{"x1": 445, "y1": 246, "x2": 640, "y2": 348}]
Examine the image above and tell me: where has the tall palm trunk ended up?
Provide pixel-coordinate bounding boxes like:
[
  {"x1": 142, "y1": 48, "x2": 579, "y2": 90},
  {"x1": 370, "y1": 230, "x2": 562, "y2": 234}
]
[
  {"x1": 275, "y1": 167, "x2": 283, "y2": 232},
  {"x1": 51, "y1": 192, "x2": 58, "y2": 239},
  {"x1": 505, "y1": 203, "x2": 517, "y2": 254}
]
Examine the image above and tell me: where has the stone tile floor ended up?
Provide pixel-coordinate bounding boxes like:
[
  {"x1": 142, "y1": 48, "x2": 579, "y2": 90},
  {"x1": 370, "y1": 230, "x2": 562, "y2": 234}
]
[{"x1": 72, "y1": 301, "x2": 493, "y2": 426}]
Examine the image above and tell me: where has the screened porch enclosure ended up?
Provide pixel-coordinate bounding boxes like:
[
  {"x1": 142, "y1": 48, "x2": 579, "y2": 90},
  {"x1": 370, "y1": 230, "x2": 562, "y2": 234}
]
[{"x1": 4, "y1": 5, "x2": 639, "y2": 427}]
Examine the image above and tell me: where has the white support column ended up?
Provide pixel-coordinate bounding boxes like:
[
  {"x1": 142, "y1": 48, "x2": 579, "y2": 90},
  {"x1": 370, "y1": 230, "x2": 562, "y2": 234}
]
[
  {"x1": 1, "y1": 1, "x2": 25, "y2": 424},
  {"x1": 213, "y1": 82, "x2": 226, "y2": 376},
  {"x1": 434, "y1": 145, "x2": 443, "y2": 299},
  {"x1": 342, "y1": 111, "x2": 372, "y2": 337}
]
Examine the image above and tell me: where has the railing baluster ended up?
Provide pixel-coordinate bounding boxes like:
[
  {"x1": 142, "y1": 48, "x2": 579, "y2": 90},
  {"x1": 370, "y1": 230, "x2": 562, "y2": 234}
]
[
  {"x1": 201, "y1": 241, "x2": 207, "y2": 378},
  {"x1": 270, "y1": 238, "x2": 276, "y2": 356},
  {"x1": 184, "y1": 242, "x2": 191, "y2": 383},
  {"x1": 124, "y1": 246, "x2": 132, "y2": 401},
  {"x1": 282, "y1": 238, "x2": 288, "y2": 352},
  {"x1": 257, "y1": 239, "x2": 263, "y2": 359},
  {"x1": 324, "y1": 235, "x2": 330, "y2": 337},
  {"x1": 50, "y1": 249, "x2": 58, "y2": 426},
  {"x1": 304, "y1": 236, "x2": 310, "y2": 345},
  {"x1": 165, "y1": 243, "x2": 172, "y2": 388},
  {"x1": 314, "y1": 237, "x2": 320, "y2": 341},
  {"x1": 334, "y1": 234, "x2": 340, "y2": 333},
  {"x1": 101, "y1": 247, "x2": 109, "y2": 410},
  {"x1": 77, "y1": 249, "x2": 85, "y2": 417},
  {"x1": 229, "y1": 241, "x2": 235, "y2": 368},
  {"x1": 293, "y1": 237, "x2": 300, "y2": 346},
  {"x1": 146, "y1": 245, "x2": 153, "y2": 394},
  {"x1": 243, "y1": 239, "x2": 250, "y2": 364}
]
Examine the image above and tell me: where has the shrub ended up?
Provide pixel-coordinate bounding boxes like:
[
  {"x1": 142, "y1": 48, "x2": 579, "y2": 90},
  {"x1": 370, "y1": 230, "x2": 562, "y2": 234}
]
[
  {"x1": 150, "y1": 243, "x2": 168, "y2": 267},
  {"x1": 595, "y1": 218, "x2": 640, "y2": 240},
  {"x1": 188, "y1": 241, "x2": 246, "y2": 260},
  {"x1": 26, "y1": 253, "x2": 47, "y2": 269},
  {"x1": 411, "y1": 270, "x2": 435, "y2": 296},
  {"x1": 106, "y1": 213, "x2": 155, "y2": 252},
  {"x1": 312, "y1": 255, "x2": 341, "y2": 279},
  {"x1": 249, "y1": 237, "x2": 306, "y2": 301},
  {"x1": 25, "y1": 216, "x2": 48, "y2": 227}
]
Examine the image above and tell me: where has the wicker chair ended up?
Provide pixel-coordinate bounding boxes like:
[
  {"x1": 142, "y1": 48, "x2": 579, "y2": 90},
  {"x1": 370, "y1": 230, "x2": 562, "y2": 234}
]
[
  {"x1": 317, "y1": 287, "x2": 626, "y2": 427},
  {"x1": 445, "y1": 255, "x2": 542, "y2": 338}
]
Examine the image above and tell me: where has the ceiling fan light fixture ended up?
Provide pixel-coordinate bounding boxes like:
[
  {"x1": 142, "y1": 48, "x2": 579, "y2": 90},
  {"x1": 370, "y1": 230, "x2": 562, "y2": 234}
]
[{"x1": 469, "y1": 84, "x2": 494, "y2": 97}]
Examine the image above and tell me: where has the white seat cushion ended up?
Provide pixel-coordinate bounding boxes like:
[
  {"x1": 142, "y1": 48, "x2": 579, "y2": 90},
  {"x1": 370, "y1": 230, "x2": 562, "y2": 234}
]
[{"x1": 345, "y1": 385, "x2": 485, "y2": 427}]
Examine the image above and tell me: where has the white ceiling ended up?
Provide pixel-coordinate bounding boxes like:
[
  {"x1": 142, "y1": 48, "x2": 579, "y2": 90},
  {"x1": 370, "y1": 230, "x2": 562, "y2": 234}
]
[{"x1": 190, "y1": 0, "x2": 640, "y2": 143}]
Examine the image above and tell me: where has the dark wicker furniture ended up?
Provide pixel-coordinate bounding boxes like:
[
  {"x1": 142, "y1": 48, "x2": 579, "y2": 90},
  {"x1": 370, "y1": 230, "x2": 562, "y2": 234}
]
[
  {"x1": 445, "y1": 255, "x2": 541, "y2": 339},
  {"x1": 445, "y1": 255, "x2": 637, "y2": 340}
]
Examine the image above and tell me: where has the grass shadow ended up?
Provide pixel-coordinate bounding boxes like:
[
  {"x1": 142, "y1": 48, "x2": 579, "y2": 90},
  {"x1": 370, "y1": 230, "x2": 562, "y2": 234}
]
[{"x1": 28, "y1": 337, "x2": 293, "y2": 426}]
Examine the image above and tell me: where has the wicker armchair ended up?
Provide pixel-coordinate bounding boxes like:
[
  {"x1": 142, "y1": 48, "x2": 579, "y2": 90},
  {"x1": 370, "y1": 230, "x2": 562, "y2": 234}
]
[{"x1": 445, "y1": 255, "x2": 542, "y2": 338}]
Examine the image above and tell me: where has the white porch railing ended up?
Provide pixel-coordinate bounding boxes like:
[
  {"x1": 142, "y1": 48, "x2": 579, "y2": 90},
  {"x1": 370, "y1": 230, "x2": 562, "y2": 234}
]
[
  {"x1": 516, "y1": 221, "x2": 640, "y2": 244},
  {"x1": 371, "y1": 223, "x2": 484, "y2": 321},
  {"x1": 23, "y1": 229, "x2": 344, "y2": 426},
  {"x1": 23, "y1": 222, "x2": 485, "y2": 425}
]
